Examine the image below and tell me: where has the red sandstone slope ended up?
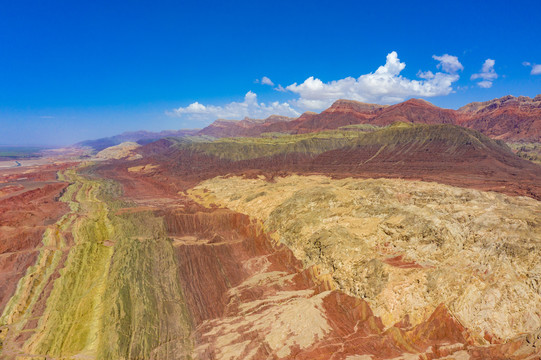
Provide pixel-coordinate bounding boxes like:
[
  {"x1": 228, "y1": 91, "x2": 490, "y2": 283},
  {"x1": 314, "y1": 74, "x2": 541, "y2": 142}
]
[
  {"x1": 198, "y1": 115, "x2": 295, "y2": 137},
  {"x1": 293, "y1": 100, "x2": 386, "y2": 133},
  {"x1": 0, "y1": 165, "x2": 69, "y2": 313},
  {"x1": 457, "y1": 94, "x2": 541, "y2": 141},
  {"x1": 133, "y1": 124, "x2": 541, "y2": 200},
  {"x1": 197, "y1": 95, "x2": 541, "y2": 141},
  {"x1": 92, "y1": 159, "x2": 541, "y2": 359},
  {"x1": 371, "y1": 98, "x2": 457, "y2": 125}
]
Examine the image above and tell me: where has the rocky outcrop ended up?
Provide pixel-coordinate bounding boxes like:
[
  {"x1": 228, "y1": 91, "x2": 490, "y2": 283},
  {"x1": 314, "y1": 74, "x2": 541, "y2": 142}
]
[
  {"x1": 191, "y1": 175, "x2": 541, "y2": 341},
  {"x1": 457, "y1": 95, "x2": 541, "y2": 141},
  {"x1": 198, "y1": 115, "x2": 296, "y2": 137},
  {"x1": 0, "y1": 166, "x2": 69, "y2": 315},
  {"x1": 372, "y1": 98, "x2": 457, "y2": 125},
  {"x1": 95, "y1": 141, "x2": 142, "y2": 160},
  {"x1": 2, "y1": 160, "x2": 541, "y2": 359}
]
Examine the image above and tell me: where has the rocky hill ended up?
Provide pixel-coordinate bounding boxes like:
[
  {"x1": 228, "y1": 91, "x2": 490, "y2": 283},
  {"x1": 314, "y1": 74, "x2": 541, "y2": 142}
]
[
  {"x1": 198, "y1": 95, "x2": 541, "y2": 142},
  {"x1": 139, "y1": 122, "x2": 541, "y2": 200},
  {"x1": 457, "y1": 94, "x2": 541, "y2": 141}
]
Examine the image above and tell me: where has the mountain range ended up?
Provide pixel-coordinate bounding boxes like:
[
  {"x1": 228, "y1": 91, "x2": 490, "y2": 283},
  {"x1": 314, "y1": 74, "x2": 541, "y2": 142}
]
[{"x1": 198, "y1": 94, "x2": 541, "y2": 142}]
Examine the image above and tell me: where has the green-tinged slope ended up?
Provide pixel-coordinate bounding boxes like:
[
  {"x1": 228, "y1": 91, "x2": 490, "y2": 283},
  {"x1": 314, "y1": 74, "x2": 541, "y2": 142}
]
[
  {"x1": 0, "y1": 167, "x2": 193, "y2": 359},
  {"x1": 24, "y1": 170, "x2": 116, "y2": 356},
  {"x1": 98, "y1": 211, "x2": 193, "y2": 359},
  {"x1": 508, "y1": 142, "x2": 541, "y2": 164},
  {"x1": 170, "y1": 123, "x2": 512, "y2": 161}
]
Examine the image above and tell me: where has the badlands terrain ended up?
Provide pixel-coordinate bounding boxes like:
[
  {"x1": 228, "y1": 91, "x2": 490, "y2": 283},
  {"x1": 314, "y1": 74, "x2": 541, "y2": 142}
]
[{"x1": 1, "y1": 95, "x2": 541, "y2": 359}]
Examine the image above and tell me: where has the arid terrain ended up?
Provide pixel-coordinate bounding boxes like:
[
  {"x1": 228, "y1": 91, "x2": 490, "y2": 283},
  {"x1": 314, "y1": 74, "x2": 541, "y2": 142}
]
[{"x1": 1, "y1": 96, "x2": 541, "y2": 359}]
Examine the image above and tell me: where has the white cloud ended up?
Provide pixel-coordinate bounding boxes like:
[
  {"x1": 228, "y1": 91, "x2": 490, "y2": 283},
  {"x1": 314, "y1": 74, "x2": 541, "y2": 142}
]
[
  {"x1": 433, "y1": 54, "x2": 464, "y2": 73},
  {"x1": 477, "y1": 81, "x2": 493, "y2": 88},
  {"x1": 417, "y1": 70, "x2": 435, "y2": 79},
  {"x1": 169, "y1": 51, "x2": 466, "y2": 121},
  {"x1": 523, "y1": 61, "x2": 541, "y2": 75},
  {"x1": 170, "y1": 91, "x2": 300, "y2": 120},
  {"x1": 285, "y1": 51, "x2": 461, "y2": 110},
  {"x1": 255, "y1": 76, "x2": 275, "y2": 86},
  {"x1": 471, "y1": 59, "x2": 498, "y2": 88},
  {"x1": 261, "y1": 76, "x2": 274, "y2": 86}
]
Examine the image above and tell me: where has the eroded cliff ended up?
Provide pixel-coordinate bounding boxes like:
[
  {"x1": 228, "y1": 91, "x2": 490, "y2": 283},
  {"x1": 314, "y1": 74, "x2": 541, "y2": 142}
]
[{"x1": 191, "y1": 175, "x2": 541, "y2": 341}]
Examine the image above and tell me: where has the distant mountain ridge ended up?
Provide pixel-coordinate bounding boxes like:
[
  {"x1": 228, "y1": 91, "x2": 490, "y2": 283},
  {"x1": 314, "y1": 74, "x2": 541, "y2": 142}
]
[
  {"x1": 76, "y1": 95, "x2": 541, "y2": 152},
  {"x1": 75, "y1": 129, "x2": 199, "y2": 151},
  {"x1": 198, "y1": 95, "x2": 541, "y2": 142}
]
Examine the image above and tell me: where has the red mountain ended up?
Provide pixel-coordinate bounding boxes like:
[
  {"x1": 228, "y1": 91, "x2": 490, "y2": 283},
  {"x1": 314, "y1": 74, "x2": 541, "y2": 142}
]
[
  {"x1": 457, "y1": 94, "x2": 541, "y2": 141},
  {"x1": 198, "y1": 95, "x2": 541, "y2": 142},
  {"x1": 371, "y1": 98, "x2": 457, "y2": 125}
]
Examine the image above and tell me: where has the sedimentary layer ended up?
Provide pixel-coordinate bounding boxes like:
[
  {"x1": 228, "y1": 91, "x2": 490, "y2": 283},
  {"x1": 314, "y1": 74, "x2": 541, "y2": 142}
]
[
  {"x1": 132, "y1": 123, "x2": 541, "y2": 200},
  {"x1": 191, "y1": 175, "x2": 541, "y2": 341},
  {"x1": 198, "y1": 95, "x2": 541, "y2": 142},
  {"x1": 3, "y1": 161, "x2": 541, "y2": 359}
]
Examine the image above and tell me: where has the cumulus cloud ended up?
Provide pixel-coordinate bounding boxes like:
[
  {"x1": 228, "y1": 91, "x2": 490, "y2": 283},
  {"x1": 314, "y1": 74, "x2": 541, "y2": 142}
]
[
  {"x1": 261, "y1": 76, "x2": 274, "y2": 86},
  {"x1": 169, "y1": 51, "x2": 465, "y2": 121},
  {"x1": 471, "y1": 59, "x2": 497, "y2": 88},
  {"x1": 477, "y1": 81, "x2": 493, "y2": 89},
  {"x1": 285, "y1": 51, "x2": 462, "y2": 110},
  {"x1": 433, "y1": 54, "x2": 464, "y2": 73},
  {"x1": 524, "y1": 62, "x2": 541, "y2": 75},
  {"x1": 255, "y1": 76, "x2": 275, "y2": 86},
  {"x1": 170, "y1": 91, "x2": 300, "y2": 120}
]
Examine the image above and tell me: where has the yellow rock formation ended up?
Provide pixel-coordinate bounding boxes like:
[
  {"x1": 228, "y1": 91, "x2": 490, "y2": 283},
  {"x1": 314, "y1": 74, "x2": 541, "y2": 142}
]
[{"x1": 190, "y1": 175, "x2": 541, "y2": 340}]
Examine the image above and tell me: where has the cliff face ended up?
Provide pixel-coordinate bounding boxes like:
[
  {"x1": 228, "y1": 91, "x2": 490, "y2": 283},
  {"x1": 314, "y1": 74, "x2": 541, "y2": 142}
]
[{"x1": 191, "y1": 175, "x2": 541, "y2": 341}]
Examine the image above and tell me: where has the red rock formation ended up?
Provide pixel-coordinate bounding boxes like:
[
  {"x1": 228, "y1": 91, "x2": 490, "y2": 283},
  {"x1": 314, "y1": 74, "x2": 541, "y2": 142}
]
[
  {"x1": 371, "y1": 98, "x2": 457, "y2": 126},
  {"x1": 127, "y1": 123, "x2": 541, "y2": 201},
  {"x1": 0, "y1": 165, "x2": 69, "y2": 313},
  {"x1": 98, "y1": 169, "x2": 541, "y2": 359},
  {"x1": 293, "y1": 100, "x2": 385, "y2": 133},
  {"x1": 197, "y1": 95, "x2": 541, "y2": 141},
  {"x1": 457, "y1": 94, "x2": 541, "y2": 141},
  {"x1": 199, "y1": 115, "x2": 296, "y2": 137}
]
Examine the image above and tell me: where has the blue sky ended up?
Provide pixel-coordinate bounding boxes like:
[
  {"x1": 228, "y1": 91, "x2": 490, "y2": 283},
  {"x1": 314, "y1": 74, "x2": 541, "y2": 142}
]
[{"x1": 1, "y1": 0, "x2": 540, "y2": 146}]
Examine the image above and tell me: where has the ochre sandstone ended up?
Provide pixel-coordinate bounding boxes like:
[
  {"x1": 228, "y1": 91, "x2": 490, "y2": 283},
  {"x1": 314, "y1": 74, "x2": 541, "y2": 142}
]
[{"x1": 191, "y1": 175, "x2": 541, "y2": 341}]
